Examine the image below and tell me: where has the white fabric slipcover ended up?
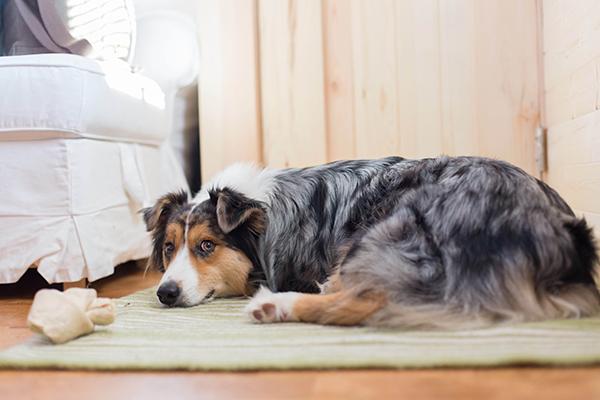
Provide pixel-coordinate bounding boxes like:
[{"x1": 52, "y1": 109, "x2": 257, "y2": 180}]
[
  {"x1": 0, "y1": 54, "x2": 168, "y2": 144},
  {"x1": 0, "y1": 139, "x2": 188, "y2": 283},
  {"x1": 0, "y1": 53, "x2": 190, "y2": 284},
  {"x1": 0, "y1": 0, "x2": 199, "y2": 284}
]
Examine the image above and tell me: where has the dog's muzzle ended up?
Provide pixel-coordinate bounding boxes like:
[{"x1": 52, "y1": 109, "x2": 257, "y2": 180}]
[{"x1": 157, "y1": 281, "x2": 180, "y2": 306}]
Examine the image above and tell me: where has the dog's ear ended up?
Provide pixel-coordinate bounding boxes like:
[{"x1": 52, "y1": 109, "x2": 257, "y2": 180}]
[
  {"x1": 141, "y1": 190, "x2": 188, "y2": 271},
  {"x1": 209, "y1": 188, "x2": 266, "y2": 235},
  {"x1": 142, "y1": 190, "x2": 189, "y2": 232}
]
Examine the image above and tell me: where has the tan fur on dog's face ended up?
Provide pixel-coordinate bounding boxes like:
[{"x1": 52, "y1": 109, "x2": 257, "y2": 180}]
[
  {"x1": 144, "y1": 189, "x2": 266, "y2": 307},
  {"x1": 159, "y1": 220, "x2": 254, "y2": 306},
  {"x1": 186, "y1": 222, "x2": 253, "y2": 297}
]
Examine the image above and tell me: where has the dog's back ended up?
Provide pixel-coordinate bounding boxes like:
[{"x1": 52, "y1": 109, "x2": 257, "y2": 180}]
[
  {"x1": 331, "y1": 157, "x2": 600, "y2": 328},
  {"x1": 248, "y1": 156, "x2": 600, "y2": 328}
]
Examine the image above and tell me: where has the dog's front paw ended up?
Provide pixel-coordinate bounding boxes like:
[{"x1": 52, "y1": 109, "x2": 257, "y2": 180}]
[{"x1": 245, "y1": 287, "x2": 300, "y2": 324}]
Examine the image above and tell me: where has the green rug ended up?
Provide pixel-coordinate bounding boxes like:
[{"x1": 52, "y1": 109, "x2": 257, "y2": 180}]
[{"x1": 1, "y1": 288, "x2": 600, "y2": 370}]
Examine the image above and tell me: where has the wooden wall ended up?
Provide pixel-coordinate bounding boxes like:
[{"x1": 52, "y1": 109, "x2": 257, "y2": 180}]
[
  {"x1": 543, "y1": 0, "x2": 600, "y2": 234},
  {"x1": 198, "y1": 0, "x2": 541, "y2": 180},
  {"x1": 197, "y1": 0, "x2": 263, "y2": 177}
]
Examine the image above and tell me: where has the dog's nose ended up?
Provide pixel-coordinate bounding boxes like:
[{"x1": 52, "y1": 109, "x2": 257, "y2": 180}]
[{"x1": 157, "y1": 281, "x2": 180, "y2": 306}]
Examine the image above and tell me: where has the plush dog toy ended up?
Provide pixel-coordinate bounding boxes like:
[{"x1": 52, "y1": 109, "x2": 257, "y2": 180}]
[{"x1": 27, "y1": 288, "x2": 116, "y2": 344}]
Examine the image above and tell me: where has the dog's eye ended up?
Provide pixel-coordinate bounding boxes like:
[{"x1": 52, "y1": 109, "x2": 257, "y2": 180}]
[
  {"x1": 164, "y1": 242, "x2": 175, "y2": 257},
  {"x1": 199, "y1": 240, "x2": 215, "y2": 254}
]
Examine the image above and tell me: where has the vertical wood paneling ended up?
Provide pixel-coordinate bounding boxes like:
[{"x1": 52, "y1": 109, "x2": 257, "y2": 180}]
[
  {"x1": 197, "y1": 0, "x2": 262, "y2": 182},
  {"x1": 198, "y1": 0, "x2": 540, "y2": 176},
  {"x1": 323, "y1": 0, "x2": 356, "y2": 161},
  {"x1": 439, "y1": 0, "x2": 478, "y2": 156},
  {"x1": 472, "y1": 0, "x2": 539, "y2": 175},
  {"x1": 258, "y1": 0, "x2": 327, "y2": 168},
  {"x1": 395, "y1": 0, "x2": 443, "y2": 158},
  {"x1": 350, "y1": 0, "x2": 400, "y2": 158}
]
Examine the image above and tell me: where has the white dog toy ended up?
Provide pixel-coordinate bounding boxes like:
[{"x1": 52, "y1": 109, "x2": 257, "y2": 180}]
[{"x1": 27, "y1": 288, "x2": 116, "y2": 344}]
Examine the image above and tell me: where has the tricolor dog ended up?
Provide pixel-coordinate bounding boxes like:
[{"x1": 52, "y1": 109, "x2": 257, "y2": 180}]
[{"x1": 143, "y1": 156, "x2": 600, "y2": 328}]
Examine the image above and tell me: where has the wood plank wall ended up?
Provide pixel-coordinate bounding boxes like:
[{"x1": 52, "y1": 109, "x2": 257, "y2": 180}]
[
  {"x1": 198, "y1": 0, "x2": 540, "y2": 181},
  {"x1": 542, "y1": 0, "x2": 600, "y2": 234},
  {"x1": 197, "y1": 0, "x2": 263, "y2": 179}
]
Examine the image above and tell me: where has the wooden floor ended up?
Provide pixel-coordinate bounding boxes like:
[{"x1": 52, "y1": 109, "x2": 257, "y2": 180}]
[{"x1": 1, "y1": 263, "x2": 599, "y2": 400}]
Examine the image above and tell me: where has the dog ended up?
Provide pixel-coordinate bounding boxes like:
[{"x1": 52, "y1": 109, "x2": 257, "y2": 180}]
[{"x1": 142, "y1": 156, "x2": 600, "y2": 329}]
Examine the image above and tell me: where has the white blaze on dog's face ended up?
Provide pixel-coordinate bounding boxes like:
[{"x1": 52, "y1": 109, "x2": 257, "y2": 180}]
[
  {"x1": 143, "y1": 189, "x2": 266, "y2": 307},
  {"x1": 156, "y1": 218, "x2": 254, "y2": 306}
]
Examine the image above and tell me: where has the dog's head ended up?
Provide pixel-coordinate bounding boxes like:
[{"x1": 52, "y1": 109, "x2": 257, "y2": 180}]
[{"x1": 142, "y1": 188, "x2": 266, "y2": 307}]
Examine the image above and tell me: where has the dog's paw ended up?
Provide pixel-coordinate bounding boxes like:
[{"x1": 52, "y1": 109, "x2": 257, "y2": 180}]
[{"x1": 245, "y1": 287, "x2": 300, "y2": 324}]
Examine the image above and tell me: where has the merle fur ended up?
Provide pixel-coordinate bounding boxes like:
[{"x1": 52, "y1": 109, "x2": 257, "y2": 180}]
[{"x1": 147, "y1": 156, "x2": 600, "y2": 325}]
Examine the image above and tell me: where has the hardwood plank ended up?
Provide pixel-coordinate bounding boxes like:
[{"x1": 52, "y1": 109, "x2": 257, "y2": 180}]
[
  {"x1": 197, "y1": 0, "x2": 263, "y2": 182},
  {"x1": 0, "y1": 302, "x2": 33, "y2": 349},
  {"x1": 0, "y1": 368, "x2": 599, "y2": 400},
  {"x1": 350, "y1": 0, "x2": 400, "y2": 158},
  {"x1": 0, "y1": 262, "x2": 161, "y2": 349},
  {"x1": 323, "y1": 0, "x2": 356, "y2": 161},
  {"x1": 258, "y1": 0, "x2": 327, "y2": 168},
  {"x1": 2, "y1": 262, "x2": 599, "y2": 400},
  {"x1": 63, "y1": 278, "x2": 88, "y2": 290}
]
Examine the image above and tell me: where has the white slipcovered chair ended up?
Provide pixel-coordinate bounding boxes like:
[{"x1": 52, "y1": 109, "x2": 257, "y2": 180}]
[{"x1": 0, "y1": 1, "x2": 198, "y2": 284}]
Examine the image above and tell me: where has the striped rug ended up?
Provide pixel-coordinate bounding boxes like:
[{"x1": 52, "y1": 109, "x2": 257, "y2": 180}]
[{"x1": 1, "y1": 288, "x2": 599, "y2": 370}]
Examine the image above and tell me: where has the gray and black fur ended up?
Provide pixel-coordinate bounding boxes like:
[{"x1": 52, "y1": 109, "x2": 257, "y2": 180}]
[{"x1": 153, "y1": 156, "x2": 600, "y2": 328}]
